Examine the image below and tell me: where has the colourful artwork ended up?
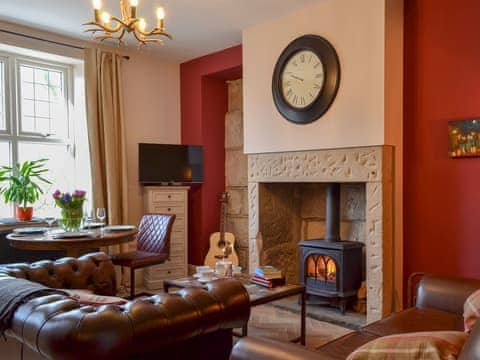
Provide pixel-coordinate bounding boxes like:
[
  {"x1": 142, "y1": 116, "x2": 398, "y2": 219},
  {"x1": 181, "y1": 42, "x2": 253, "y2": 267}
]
[{"x1": 448, "y1": 119, "x2": 480, "y2": 158}]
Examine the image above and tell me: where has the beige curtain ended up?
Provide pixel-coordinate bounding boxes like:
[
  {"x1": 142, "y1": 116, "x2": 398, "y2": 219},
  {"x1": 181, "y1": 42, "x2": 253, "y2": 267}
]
[{"x1": 84, "y1": 47, "x2": 128, "y2": 239}]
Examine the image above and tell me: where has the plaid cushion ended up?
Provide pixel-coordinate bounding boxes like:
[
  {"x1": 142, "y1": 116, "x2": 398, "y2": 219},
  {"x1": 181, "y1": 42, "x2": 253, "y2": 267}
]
[
  {"x1": 347, "y1": 331, "x2": 467, "y2": 360},
  {"x1": 464, "y1": 289, "x2": 480, "y2": 332}
]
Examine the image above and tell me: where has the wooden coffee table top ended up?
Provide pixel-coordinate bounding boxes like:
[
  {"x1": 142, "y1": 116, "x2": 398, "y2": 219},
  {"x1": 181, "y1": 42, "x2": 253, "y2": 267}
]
[{"x1": 163, "y1": 275, "x2": 305, "y2": 306}]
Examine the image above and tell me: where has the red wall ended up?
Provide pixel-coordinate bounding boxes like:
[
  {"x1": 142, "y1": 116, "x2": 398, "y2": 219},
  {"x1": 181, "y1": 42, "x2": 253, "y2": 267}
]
[
  {"x1": 404, "y1": 0, "x2": 480, "y2": 281},
  {"x1": 181, "y1": 45, "x2": 242, "y2": 265}
]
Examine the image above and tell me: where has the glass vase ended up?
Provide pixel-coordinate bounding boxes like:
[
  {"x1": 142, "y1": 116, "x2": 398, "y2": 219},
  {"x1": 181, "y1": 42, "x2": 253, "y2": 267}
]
[{"x1": 60, "y1": 208, "x2": 83, "y2": 232}]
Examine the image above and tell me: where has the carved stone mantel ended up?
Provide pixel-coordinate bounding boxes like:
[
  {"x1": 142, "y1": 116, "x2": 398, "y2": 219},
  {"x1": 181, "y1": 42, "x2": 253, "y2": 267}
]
[{"x1": 247, "y1": 146, "x2": 393, "y2": 323}]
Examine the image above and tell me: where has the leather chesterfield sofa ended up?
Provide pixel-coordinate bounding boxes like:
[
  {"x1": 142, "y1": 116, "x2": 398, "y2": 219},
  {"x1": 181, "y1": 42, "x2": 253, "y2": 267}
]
[
  {"x1": 0, "y1": 252, "x2": 250, "y2": 360},
  {"x1": 231, "y1": 275, "x2": 480, "y2": 359}
]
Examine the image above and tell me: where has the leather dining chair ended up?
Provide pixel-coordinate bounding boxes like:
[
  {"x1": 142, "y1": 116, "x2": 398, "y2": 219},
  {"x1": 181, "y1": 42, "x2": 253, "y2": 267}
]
[{"x1": 111, "y1": 213, "x2": 176, "y2": 299}]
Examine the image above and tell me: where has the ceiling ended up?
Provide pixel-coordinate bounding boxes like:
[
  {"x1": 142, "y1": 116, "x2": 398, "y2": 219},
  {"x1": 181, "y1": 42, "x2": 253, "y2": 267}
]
[{"x1": 0, "y1": 0, "x2": 318, "y2": 62}]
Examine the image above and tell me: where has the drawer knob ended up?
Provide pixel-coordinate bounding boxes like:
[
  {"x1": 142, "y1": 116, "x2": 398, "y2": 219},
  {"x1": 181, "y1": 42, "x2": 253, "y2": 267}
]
[
  {"x1": 168, "y1": 208, "x2": 172, "y2": 211},
  {"x1": 168, "y1": 195, "x2": 171, "y2": 199}
]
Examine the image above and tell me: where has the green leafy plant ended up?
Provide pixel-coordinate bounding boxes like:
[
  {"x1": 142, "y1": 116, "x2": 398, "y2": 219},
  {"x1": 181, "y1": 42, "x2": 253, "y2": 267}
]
[{"x1": 0, "y1": 159, "x2": 52, "y2": 209}]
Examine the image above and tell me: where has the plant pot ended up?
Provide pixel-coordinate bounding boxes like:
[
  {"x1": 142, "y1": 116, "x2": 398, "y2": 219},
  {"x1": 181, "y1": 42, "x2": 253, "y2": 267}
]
[
  {"x1": 60, "y1": 208, "x2": 83, "y2": 232},
  {"x1": 15, "y1": 206, "x2": 33, "y2": 222}
]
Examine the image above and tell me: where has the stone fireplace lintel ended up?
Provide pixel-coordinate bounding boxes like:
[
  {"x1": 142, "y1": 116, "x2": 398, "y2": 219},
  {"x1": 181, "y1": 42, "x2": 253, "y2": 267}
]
[{"x1": 247, "y1": 146, "x2": 393, "y2": 323}]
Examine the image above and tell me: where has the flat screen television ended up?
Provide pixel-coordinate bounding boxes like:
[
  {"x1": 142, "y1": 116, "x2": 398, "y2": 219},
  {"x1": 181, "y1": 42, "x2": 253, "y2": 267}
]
[{"x1": 139, "y1": 143, "x2": 204, "y2": 184}]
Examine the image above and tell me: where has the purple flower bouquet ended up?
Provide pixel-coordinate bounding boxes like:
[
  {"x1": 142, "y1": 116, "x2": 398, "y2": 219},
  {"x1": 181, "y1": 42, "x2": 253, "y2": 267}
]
[{"x1": 53, "y1": 190, "x2": 87, "y2": 231}]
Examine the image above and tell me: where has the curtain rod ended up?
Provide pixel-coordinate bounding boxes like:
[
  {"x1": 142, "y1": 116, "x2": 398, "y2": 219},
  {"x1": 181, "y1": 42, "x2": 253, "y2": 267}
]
[{"x1": 0, "y1": 29, "x2": 130, "y2": 60}]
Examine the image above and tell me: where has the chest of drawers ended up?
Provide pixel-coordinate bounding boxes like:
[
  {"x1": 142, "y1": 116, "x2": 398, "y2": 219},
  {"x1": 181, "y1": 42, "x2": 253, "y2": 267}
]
[{"x1": 142, "y1": 186, "x2": 189, "y2": 290}]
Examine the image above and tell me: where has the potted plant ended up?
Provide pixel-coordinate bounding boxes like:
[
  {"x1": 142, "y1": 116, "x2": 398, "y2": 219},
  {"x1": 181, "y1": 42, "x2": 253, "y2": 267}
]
[
  {"x1": 0, "y1": 159, "x2": 51, "y2": 221},
  {"x1": 53, "y1": 189, "x2": 87, "y2": 231}
]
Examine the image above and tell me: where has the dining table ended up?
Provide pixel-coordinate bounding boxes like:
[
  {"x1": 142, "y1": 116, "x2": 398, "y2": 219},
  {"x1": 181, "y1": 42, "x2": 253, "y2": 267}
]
[{"x1": 6, "y1": 228, "x2": 138, "y2": 258}]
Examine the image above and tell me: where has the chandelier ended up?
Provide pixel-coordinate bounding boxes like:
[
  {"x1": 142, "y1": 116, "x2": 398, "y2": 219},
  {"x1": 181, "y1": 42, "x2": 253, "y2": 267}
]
[{"x1": 84, "y1": 0, "x2": 172, "y2": 46}]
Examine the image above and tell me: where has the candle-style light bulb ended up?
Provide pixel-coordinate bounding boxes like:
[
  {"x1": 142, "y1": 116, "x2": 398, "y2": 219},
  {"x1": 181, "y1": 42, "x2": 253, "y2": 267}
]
[
  {"x1": 101, "y1": 11, "x2": 111, "y2": 24},
  {"x1": 138, "y1": 18, "x2": 147, "y2": 32},
  {"x1": 156, "y1": 7, "x2": 165, "y2": 30},
  {"x1": 129, "y1": 0, "x2": 138, "y2": 18},
  {"x1": 93, "y1": 0, "x2": 102, "y2": 22}
]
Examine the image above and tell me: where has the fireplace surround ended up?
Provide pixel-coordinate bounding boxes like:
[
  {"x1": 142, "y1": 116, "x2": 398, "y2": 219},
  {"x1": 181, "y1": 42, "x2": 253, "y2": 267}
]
[{"x1": 247, "y1": 146, "x2": 393, "y2": 323}]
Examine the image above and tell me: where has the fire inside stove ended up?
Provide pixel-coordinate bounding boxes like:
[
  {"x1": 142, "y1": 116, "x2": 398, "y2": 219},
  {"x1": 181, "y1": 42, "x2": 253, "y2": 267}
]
[{"x1": 306, "y1": 254, "x2": 337, "y2": 282}]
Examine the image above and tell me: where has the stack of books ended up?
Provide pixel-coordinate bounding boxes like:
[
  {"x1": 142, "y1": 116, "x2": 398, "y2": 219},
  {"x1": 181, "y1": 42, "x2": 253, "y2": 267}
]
[{"x1": 251, "y1": 266, "x2": 285, "y2": 288}]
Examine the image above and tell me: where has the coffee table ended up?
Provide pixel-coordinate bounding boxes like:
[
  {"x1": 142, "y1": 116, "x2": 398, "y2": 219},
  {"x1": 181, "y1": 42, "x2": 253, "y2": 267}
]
[{"x1": 163, "y1": 275, "x2": 306, "y2": 345}]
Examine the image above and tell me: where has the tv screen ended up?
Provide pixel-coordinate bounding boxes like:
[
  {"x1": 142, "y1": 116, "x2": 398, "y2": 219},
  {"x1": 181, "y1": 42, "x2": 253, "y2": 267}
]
[{"x1": 139, "y1": 143, "x2": 204, "y2": 184}]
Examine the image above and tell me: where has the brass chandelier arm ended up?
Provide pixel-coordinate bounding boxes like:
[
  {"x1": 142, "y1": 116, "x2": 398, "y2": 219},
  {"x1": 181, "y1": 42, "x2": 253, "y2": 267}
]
[
  {"x1": 95, "y1": 28, "x2": 127, "y2": 45},
  {"x1": 132, "y1": 29, "x2": 163, "y2": 46},
  {"x1": 83, "y1": 21, "x2": 123, "y2": 34},
  {"x1": 145, "y1": 29, "x2": 173, "y2": 40},
  {"x1": 120, "y1": 0, "x2": 129, "y2": 20}
]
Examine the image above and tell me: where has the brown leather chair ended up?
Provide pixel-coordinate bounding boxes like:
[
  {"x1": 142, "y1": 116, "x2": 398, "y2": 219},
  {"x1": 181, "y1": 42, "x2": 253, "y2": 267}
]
[
  {"x1": 111, "y1": 213, "x2": 175, "y2": 298},
  {"x1": 231, "y1": 274, "x2": 480, "y2": 360}
]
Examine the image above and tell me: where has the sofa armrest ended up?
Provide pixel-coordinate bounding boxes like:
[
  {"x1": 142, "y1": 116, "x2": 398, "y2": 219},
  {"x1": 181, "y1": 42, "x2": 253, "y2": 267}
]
[
  {"x1": 0, "y1": 252, "x2": 116, "y2": 295},
  {"x1": 416, "y1": 274, "x2": 480, "y2": 315},
  {"x1": 231, "y1": 337, "x2": 330, "y2": 360},
  {"x1": 9, "y1": 279, "x2": 250, "y2": 359}
]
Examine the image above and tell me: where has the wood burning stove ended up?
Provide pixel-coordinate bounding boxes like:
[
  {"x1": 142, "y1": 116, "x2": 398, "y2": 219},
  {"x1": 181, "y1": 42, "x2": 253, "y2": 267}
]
[{"x1": 298, "y1": 183, "x2": 364, "y2": 314}]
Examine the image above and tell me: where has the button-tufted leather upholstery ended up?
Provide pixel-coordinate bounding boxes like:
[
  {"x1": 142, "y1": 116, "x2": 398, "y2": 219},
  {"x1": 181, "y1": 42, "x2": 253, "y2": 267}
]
[
  {"x1": 1, "y1": 252, "x2": 251, "y2": 360},
  {"x1": 0, "y1": 252, "x2": 116, "y2": 295},
  {"x1": 111, "y1": 214, "x2": 176, "y2": 298}
]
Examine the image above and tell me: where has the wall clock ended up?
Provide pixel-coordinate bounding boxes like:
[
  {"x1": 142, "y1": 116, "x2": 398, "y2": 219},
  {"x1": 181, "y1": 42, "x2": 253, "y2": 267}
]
[{"x1": 272, "y1": 34, "x2": 341, "y2": 124}]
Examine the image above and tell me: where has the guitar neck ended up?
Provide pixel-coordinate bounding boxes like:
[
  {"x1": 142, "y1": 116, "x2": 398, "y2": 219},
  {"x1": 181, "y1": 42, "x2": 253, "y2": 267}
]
[
  {"x1": 219, "y1": 204, "x2": 226, "y2": 239},
  {"x1": 219, "y1": 193, "x2": 228, "y2": 244}
]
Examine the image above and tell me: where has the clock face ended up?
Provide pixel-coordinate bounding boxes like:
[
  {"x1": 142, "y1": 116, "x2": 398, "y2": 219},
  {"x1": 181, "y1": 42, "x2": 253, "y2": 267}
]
[{"x1": 281, "y1": 50, "x2": 325, "y2": 109}]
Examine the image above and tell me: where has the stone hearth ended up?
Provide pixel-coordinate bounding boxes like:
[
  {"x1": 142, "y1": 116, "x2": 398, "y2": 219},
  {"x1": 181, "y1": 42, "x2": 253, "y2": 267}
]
[{"x1": 247, "y1": 146, "x2": 393, "y2": 323}]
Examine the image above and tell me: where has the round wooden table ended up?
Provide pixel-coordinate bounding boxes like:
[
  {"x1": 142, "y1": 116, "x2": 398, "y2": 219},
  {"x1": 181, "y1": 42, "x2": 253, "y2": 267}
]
[{"x1": 7, "y1": 229, "x2": 138, "y2": 258}]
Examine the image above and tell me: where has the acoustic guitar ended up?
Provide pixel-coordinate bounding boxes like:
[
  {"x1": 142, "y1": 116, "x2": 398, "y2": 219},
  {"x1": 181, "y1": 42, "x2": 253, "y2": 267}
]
[{"x1": 204, "y1": 192, "x2": 239, "y2": 268}]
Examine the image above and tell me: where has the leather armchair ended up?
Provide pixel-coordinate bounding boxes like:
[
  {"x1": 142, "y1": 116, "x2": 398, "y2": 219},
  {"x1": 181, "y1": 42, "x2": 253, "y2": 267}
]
[
  {"x1": 231, "y1": 274, "x2": 480, "y2": 360},
  {"x1": 0, "y1": 252, "x2": 250, "y2": 360}
]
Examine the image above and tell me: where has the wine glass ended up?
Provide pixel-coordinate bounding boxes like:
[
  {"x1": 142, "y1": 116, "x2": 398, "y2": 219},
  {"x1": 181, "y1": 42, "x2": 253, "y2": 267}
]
[
  {"x1": 96, "y1": 208, "x2": 106, "y2": 234},
  {"x1": 83, "y1": 209, "x2": 93, "y2": 229},
  {"x1": 44, "y1": 217, "x2": 56, "y2": 229},
  {"x1": 96, "y1": 208, "x2": 106, "y2": 224}
]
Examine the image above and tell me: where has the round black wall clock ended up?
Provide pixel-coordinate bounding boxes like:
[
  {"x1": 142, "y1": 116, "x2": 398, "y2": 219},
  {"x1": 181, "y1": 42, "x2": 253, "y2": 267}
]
[{"x1": 272, "y1": 34, "x2": 341, "y2": 124}]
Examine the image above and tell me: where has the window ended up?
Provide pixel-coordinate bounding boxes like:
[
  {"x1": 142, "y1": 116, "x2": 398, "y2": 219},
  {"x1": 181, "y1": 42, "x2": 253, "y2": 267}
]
[
  {"x1": 0, "y1": 50, "x2": 90, "y2": 219},
  {"x1": 18, "y1": 62, "x2": 68, "y2": 138}
]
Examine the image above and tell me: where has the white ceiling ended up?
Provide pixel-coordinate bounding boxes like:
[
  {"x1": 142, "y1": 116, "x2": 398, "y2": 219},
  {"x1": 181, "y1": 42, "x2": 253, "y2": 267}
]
[{"x1": 0, "y1": 0, "x2": 319, "y2": 62}]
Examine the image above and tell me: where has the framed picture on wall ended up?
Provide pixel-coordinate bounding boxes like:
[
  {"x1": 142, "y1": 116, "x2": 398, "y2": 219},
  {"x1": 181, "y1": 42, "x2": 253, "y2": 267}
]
[{"x1": 448, "y1": 119, "x2": 480, "y2": 158}]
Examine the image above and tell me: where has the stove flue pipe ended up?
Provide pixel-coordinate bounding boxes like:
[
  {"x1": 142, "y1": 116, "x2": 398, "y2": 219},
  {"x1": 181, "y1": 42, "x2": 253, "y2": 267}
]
[{"x1": 325, "y1": 183, "x2": 341, "y2": 242}]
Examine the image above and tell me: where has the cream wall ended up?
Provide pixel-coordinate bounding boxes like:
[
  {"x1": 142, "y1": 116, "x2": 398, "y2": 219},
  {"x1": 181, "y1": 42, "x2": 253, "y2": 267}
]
[
  {"x1": 242, "y1": 0, "x2": 386, "y2": 154},
  {"x1": 122, "y1": 55, "x2": 180, "y2": 225},
  {"x1": 0, "y1": 21, "x2": 181, "y2": 226}
]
